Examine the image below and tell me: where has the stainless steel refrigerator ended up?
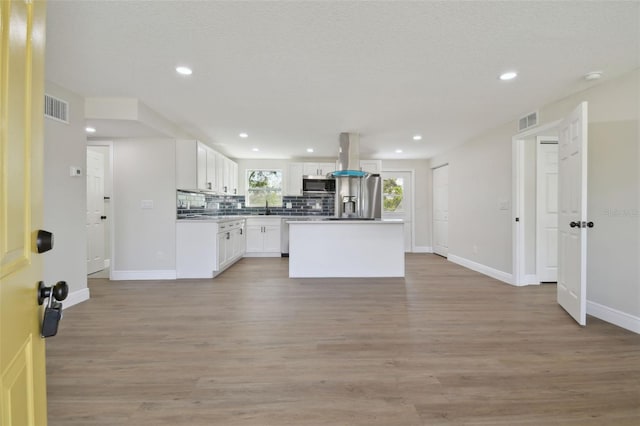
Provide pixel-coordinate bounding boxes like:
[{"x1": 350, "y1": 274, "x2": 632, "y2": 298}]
[{"x1": 334, "y1": 173, "x2": 381, "y2": 219}]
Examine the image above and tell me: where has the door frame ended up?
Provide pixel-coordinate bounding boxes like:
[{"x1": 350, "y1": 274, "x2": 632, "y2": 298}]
[
  {"x1": 381, "y1": 168, "x2": 416, "y2": 252},
  {"x1": 511, "y1": 120, "x2": 561, "y2": 286},
  {"x1": 87, "y1": 141, "x2": 115, "y2": 279}
]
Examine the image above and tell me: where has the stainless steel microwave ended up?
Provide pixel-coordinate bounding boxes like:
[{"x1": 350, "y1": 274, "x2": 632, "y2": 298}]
[{"x1": 302, "y1": 176, "x2": 336, "y2": 194}]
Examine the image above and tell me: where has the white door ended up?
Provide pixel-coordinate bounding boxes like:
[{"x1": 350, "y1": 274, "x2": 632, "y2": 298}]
[
  {"x1": 557, "y1": 102, "x2": 589, "y2": 326},
  {"x1": 536, "y1": 138, "x2": 559, "y2": 282},
  {"x1": 86, "y1": 149, "x2": 105, "y2": 274},
  {"x1": 432, "y1": 165, "x2": 449, "y2": 257},
  {"x1": 381, "y1": 171, "x2": 413, "y2": 252}
]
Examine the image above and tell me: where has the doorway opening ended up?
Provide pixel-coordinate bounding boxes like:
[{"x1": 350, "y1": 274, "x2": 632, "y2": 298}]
[
  {"x1": 512, "y1": 120, "x2": 561, "y2": 285},
  {"x1": 381, "y1": 170, "x2": 415, "y2": 252},
  {"x1": 86, "y1": 142, "x2": 113, "y2": 279},
  {"x1": 432, "y1": 164, "x2": 449, "y2": 258}
]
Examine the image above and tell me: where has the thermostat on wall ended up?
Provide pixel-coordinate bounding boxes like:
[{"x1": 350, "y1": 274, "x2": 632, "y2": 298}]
[{"x1": 69, "y1": 166, "x2": 82, "y2": 177}]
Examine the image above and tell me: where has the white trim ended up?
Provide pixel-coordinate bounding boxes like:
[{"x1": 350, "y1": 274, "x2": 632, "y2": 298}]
[
  {"x1": 448, "y1": 254, "x2": 514, "y2": 285},
  {"x1": 110, "y1": 270, "x2": 177, "y2": 280},
  {"x1": 243, "y1": 253, "x2": 281, "y2": 258},
  {"x1": 523, "y1": 274, "x2": 539, "y2": 285},
  {"x1": 62, "y1": 288, "x2": 90, "y2": 310},
  {"x1": 413, "y1": 246, "x2": 432, "y2": 253},
  {"x1": 587, "y1": 301, "x2": 640, "y2": 334}
]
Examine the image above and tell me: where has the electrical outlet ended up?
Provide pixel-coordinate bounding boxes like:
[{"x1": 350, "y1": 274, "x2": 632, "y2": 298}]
[
  {"x1": 473, "y1": 244, "x2": 478, "y2": 254},
  {"x1": 286, "y1": 202, "x2": 292, "y2": 209}
]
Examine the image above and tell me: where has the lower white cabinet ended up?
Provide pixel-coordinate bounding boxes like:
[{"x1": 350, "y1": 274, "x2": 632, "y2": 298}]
[
  {"x1": 244, "y1": 217, "x2": 281, "y2": 257},
  {"x1": 176, "y1": 219, "x2": 245, "y2": 278}
]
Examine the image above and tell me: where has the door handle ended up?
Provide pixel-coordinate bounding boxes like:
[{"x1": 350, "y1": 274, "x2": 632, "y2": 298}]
[
  {"x1": 38, "y1": 280, "x2": 69, "y2": 305},
  {"x1": 570, "y1": 221, "x2": 580, "y2": 228},
  {"x1": 100, "y1": 215, "x2": 107, "y2": 220},
  {"x1": 587, "y1": 221, "x2": 594, "y2": 228}
]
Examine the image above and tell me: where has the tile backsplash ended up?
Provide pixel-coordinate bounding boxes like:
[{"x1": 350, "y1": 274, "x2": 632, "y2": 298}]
[{"x1": 177, "y1": 190, "x2": 334, "y2": 217}]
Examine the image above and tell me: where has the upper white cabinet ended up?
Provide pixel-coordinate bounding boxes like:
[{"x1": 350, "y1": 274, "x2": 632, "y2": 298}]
[
  {"x1": 176, "y1": 140, "x2": 237, "y2": 194},
  {"x1": 303, "y1": 162, "x2": 336, "y2": 176},
  {"x1": 359, "y1": 160, "x2": 382, "y2": 173},
  {"x1": 287, "y1": 162, "x2": 304, "y2": 196}
]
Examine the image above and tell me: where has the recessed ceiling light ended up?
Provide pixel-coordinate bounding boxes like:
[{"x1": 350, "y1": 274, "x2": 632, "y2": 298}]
[
  {"x1": 306, "y1": 148, "x2": 314, "y2": 153},
  {"x1": 584, "y1": 71, "x2": 603, "y2": 81},
  {"x1": 85, "y1": 126, "x2": 96, "y2": 133},
  {"x1": 395, "y1": 149, "x2": 403, "y2": 154},
  {"x1": 176, "y1": 66, "x2": 193, "y2": 76},
  {"x1": 499, "y1": 71, "x2": 518, "y2": 81},
  {"x1": 252, "y1": 148, "x2": 259, "y2": 152},
  {"x1": 239, "y1": 132, "x2": 249, "y2": 138},
  {"x1": 413, "y1": 135, "x2": 422, "y2": 141}
]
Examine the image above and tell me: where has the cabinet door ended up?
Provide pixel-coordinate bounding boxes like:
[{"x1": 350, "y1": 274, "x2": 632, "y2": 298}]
[
  {"x1": 263, "y1": 226, "x2": 282, "y2": 253},
  {"x1": 197, "y1": 143, "x2": 208, "y2": 190},
  {"x1": 288, "y1": 162, "x2": 304, "y2": 195},
  {"x1": 360, "y1": 160, "x2": 382, "y2": 173},
  {"x1": 303, "y1": 163, "x2": 319, "y2": 176},
  {"x1": 206, "y1": 148, "x2": 217, "y2": 191},
  {"x1": 245, "y1": 225, "x2": 264, "y2": 252},
  {"x1": 318, "y1": 162, "x2": 336, "y2": 175},
  {"x1": 230, "y1": 161, "x2": 238, "y2": 195}
]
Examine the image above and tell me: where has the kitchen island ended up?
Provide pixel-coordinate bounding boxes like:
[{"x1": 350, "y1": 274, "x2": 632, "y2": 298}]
[{"x1": 288, "y1": 219, "x2": 404, "y2": 278}]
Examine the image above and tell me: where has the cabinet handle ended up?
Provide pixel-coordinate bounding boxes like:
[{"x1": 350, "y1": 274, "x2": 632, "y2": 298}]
[
  {"x1": 226, "y1": 232, "x2": 230, "y2": 240},
  {"x1": 207, "y1": 182, "x2": 212, "y2": 190},
  {"x1": 224, "y1": 186, "x2": 228, "y2": 193},
  {"x1": 240, "y1": 228, "x2": 243, "y2": 235}
]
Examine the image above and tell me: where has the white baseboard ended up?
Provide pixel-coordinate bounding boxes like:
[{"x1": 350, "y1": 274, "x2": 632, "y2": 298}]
[
  {"x1": 448, "y1": 254, "x2": 513, "y2": 285},
  {"x1": 524, "y1": 274, "x2": 539, "y2": 285},
  {"x1": 104, "y1": 258, "x2": 111, "y2": 269},
  {"x1": 62, "y1": 288, "x2": 90, "y2": 310},
  {"x1": 110, "y1": 270, "x2": 177, "y2": 280},
  {"x1": 587, "y1": 300, "x2": 640, "y2": 334},
  {"x1": 413, "y1": 246, "x2": 433, "y2": 253},
  {"x1": 243, "y1": 253, "x2": 282, "y2": 258}
]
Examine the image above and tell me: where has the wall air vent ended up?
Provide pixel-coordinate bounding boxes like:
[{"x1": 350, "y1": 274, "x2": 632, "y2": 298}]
[
  {"x1": 518, "y1": 111, "x2": 538, "y2": 132},
  {"x1": 44, "y1": 94, "x2": 69, "y2": 123}
]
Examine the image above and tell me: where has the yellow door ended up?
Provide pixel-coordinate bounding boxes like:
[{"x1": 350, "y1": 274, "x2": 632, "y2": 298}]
[{"x1": 1, "y1": 1, "x2": 48, "y2": 425}]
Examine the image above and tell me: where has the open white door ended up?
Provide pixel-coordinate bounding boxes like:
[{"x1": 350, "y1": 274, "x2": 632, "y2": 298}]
[
  {"x1": 557, "y1": 102, "x2": 588, "y2": 325},
  {"x1": 87, "y1": 149, "x2": 105, "y2": 274}
]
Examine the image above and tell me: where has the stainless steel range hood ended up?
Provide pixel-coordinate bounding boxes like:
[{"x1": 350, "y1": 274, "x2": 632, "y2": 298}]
[{"x1": 336, "y1": 132, "x2": 361, "y2": 172}]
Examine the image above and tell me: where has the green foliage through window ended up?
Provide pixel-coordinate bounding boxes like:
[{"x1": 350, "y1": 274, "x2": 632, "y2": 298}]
[
  {"x1": 383, "y1": 178, "x2": 404, "y2": 212},
  {"x1": 246, "y1": 170, "x2": 283, "y2": 207}
]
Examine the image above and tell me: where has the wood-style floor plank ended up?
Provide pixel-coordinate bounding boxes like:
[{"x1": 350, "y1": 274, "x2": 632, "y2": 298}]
[{"x1": 46, "y1": 254, "x2": 640, "y2": 425}]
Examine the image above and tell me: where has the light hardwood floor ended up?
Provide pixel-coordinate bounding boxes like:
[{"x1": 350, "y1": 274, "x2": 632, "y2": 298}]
[{"x1": 47, "y1": 254, "x2": 640, "y2": 425}]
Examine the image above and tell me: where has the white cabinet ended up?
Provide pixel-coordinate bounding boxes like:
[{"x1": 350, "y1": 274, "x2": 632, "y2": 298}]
[
  {"x1": 360, "y1": 160, "x2": 382, "y2": 173},
  {"x1": 303, "y1": 162, "x2": 336, "y2": 176},
  {"x1": 176, "y1": 219, "x2": 245, "y2": 278},
  {"x1": 176, "y1": 140, "x2": 218, "y2": 191},
  {"x1": 175, "y1": 140, "x2": 237, "y2": 194},
  {"x1": 287, "y1": 162, "x2": 304, "y2": 196},
  {"x1": 244, "y1": 217, "x2": 281, "y2": 257}
]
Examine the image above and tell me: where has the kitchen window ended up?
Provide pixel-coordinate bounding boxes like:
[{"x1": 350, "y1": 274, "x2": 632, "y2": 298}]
[{"x1": 246, "y1": 169, "x2": 283, "y2": 207}]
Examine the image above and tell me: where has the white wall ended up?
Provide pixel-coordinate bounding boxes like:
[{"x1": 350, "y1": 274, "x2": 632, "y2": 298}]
[
  {"x1": 43, "y1": 82, "x2": 89, "y2": 307},
  {"x1": 112, "y1": 138, "x2": 176, "y2": 278},
  {"x1": 431, "y1": 68, "x2": 640, "y2": 327}
]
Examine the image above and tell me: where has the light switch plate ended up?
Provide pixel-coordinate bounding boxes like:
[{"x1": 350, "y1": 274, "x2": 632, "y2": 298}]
[{"x1": 69, "y1": 166, "x2": 82, "y2": 177}]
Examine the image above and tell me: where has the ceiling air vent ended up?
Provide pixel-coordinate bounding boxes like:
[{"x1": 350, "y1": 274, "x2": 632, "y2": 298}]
[
  {"x1": 518, "y1": 111, "x2": 538, "y2": 132},
  {"x1": 44, "y1": 94, "x2": 69, "y2": 123}
]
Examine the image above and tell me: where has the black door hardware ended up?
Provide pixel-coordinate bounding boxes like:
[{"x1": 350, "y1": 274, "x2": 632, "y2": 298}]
[
  {"x1": 100, "y1": 216, "x2": 107, "y2": 220},
  {"x1": 570, "y1": 221, "x2": 580, "y2": 228},
  {"x1": 36, "y1": 230, "x2": 54, "y2": 253},
  {"x1": 38, "y1": 281, "x2": 68, "y2": 338}
]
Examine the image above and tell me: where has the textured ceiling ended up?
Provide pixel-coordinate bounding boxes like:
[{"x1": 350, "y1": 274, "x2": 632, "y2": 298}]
[{"x1": 45, "y1": 1, "x2": 639, "y2": 160}]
